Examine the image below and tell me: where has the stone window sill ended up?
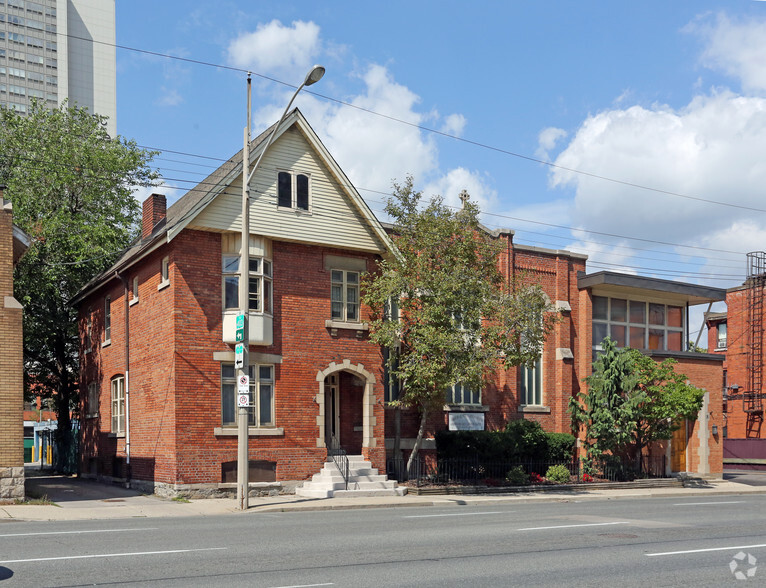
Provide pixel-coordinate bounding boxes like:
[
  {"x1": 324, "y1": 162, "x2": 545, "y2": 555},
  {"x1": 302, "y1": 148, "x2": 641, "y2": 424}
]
[
  {"x1": 101, "y1": 340, "x2": 111, "y2": 348},
  {"x1": 443, "y1": 404, "x2": 490, "y2": 413},
  {"x1": 214, "y1": 427, "x2": 284, "y2": 437},
  {"x1": 86, "y1": 413, "x2": 99, "y2": 419},
  {"x1": 519, "y1": 405, "x2": 551, "y2": 414},
  {"x1": 157, "y1": 280, "x2": 170, "y2": 291},
  {"x1": 129, "y1": 297, "x2": 139, "y2": 307},
  {"x1": 325, "y1": 319, "x2": 369, "y2": 338},
  {"x1": 107, "y1": 432, "x2": 125, "y2": 438}
]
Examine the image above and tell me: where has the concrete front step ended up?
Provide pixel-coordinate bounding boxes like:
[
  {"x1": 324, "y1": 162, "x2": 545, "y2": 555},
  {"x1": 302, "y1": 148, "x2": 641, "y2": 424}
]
[{"x1": 296, "y1": 457, "x2": 406, "y2": 498}]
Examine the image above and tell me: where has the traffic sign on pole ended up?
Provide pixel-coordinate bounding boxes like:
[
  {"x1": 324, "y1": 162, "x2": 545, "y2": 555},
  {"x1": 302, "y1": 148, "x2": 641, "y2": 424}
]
[
  {"x1": 235, "y1": 313, "x2": 245, "y2": 342},
  {"x1": 237, "y1": 374, "x2": 249, "y2": 392},
  {"x1": 237, "y1": 392, "x2": 250, "y2": 407},
  {"x1": 235, "y1": 343, "x2": 244, "y2": 369}
]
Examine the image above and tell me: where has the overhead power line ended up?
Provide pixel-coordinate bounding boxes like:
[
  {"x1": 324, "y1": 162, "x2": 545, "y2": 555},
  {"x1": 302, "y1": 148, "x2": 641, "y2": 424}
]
[{"x1": 55, "y1": 30, "x2": 766, "y2": 215}]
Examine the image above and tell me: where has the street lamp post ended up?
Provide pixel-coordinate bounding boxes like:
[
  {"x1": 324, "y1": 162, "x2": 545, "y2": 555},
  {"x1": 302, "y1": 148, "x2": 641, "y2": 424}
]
[{"x1": 236, "y1": 65, "x2": 325, "y2": 510}]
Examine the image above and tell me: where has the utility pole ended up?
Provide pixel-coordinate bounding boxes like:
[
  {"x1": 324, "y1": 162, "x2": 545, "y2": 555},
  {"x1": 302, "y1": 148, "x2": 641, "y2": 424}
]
[{"x1": 235, "y1": 66, "x2": 325, "y2": 510}]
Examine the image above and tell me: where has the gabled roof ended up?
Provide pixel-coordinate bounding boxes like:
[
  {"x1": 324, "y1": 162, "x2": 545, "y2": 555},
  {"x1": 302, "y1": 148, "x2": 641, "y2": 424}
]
[{"x1": 72, "y1": 108, "x2": 393, "y2": 305}]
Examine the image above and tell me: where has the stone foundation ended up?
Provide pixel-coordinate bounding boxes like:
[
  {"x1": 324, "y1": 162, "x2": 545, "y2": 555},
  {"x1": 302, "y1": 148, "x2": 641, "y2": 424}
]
[
  {"x1": 80, "y1": 472, "x2": 301, "y2": 499},
  {"x1": 0, "y1": 466, "x2": 25, "y2": 501}
]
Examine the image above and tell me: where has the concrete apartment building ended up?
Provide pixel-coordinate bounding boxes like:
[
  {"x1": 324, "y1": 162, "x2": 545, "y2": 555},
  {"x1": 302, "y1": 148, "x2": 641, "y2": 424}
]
[
  {"x1": 0, "y1": 0, "x2": 116, "y2": 135},
  {"x1": 0, "y1": 190, "x2": 29, "y2": 499}
]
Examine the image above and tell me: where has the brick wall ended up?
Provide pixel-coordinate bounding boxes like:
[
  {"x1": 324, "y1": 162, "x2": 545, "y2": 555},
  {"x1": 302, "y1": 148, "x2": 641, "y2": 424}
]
[
  {"x1": 387, "y1": 236, "x2": 587, "y2": 455},
  {"x1": 0, "y1": 203, "x2": 25, "y2": 498},
  {"x1": 79, "y1": 229, "x2": 385, "y2": 486},
  {"x1": 718, "y1": 286, "x2": 765, "y2": 440}
]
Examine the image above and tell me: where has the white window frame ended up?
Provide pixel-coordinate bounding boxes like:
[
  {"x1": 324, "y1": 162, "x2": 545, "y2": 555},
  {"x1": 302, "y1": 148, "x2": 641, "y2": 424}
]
[
  {"x1": 220, "y1": 363, "x2": 275, "y2": 427},
  {"x1": 520, "y1": 356, "x2": 543, "y2": 406},
  {"x1": 221, "y1": 255, "x2": 273, "y2": 313},
  {"x1": 717, "y1": 322, "x2": 727, "y2": 349},
  {"x1": 331, "y1": 269, "x2": 360, "y2": 322},
  {"x1": 130, "y1": 276, "x2": 139, "y2": 306},
  {"x1": 277, "y1": 170, "x2": 311, "y2": 212},
  {"x1": 86, "y1": 382, "x2": 98, "y2": 418},
  {"x1": 592, "y1": 295, "x2": 685, "y2": 353},
  {"x1": 158, "y1": 256, "x2": 170, "y2": 290},
  {"x1": 111, "y1": 376, "x2": 125, "y2": 434},
  {"x1": 103, "y1": 296, "x2": 111, "y2": 344}
]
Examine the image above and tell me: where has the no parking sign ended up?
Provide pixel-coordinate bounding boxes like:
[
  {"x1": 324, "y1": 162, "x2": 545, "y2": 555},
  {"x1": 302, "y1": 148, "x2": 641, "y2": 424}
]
[{"x1": 237, "y1": 374, "x2": 250, "y2": 407}]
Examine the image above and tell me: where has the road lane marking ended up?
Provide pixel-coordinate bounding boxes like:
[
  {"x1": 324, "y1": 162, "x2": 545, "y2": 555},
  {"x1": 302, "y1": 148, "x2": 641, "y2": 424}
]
[
  {"x1": 672, "y1": 501, "x2": 745, "y2": 506},
  {"x1": 0, "y1": 528, "x2": 157, "y2": 538},
  {"x1": 0, "y1": 547, "x2": 227, "y2": 564},
  {"x1": 403, "y1": 511, "x2": 505, "y2": 519},
  {"x1": 646, "y1": 543, "x2": 766, "y2": 557},
  {"x1": 518, "y1": 522, "x2": 630, "y2": 531},
  {"x1": 269, "y1": 584, "x2": 335, "y2": 588}
]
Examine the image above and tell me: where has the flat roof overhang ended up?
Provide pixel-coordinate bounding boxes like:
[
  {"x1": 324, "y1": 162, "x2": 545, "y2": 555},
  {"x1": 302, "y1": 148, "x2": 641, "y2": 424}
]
[
  {"x1": 12, "y1": 224, "x2": 30, "y2": 263},
  {"x1": 578, "y1": 271, "x2": 727, "y2": 306}
]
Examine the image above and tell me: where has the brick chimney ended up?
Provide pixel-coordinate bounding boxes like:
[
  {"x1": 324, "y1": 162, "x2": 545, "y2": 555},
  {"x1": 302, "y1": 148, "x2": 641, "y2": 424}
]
[{"x1": 142, "y1": 193, "x2": 166, "y2": 239}]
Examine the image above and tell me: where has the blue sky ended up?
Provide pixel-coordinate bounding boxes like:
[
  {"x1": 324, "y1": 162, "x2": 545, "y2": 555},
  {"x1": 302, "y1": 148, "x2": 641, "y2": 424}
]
[{"x1": 116, "y1": 0, "x2": 766, "y2": 313}]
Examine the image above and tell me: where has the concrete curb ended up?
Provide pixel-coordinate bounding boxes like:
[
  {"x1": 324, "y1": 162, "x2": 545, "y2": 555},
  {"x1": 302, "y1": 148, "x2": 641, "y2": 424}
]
[{"x1": 3, "y1": 479, "x2": 765, "y2": 521}]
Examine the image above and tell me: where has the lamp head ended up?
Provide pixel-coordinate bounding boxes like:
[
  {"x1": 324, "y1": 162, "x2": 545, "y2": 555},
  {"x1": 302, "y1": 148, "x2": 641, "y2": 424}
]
[{"x1": 304, "y1": 65, "x2": 325, "y2": 87}]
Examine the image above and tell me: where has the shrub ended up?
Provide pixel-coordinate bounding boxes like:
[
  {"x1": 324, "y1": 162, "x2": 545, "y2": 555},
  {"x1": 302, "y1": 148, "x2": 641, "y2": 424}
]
[
  {"x1": 505, "y1": 420, "x2": 548, "y2": 459},
  {"x1": 545, "y1": 433, "x2": 576, "y2": 461},
  {"x1": 506, "y1": 465, "x2": 530, "y2": 486},
  {"x1": 529, "y1": 472, "x2": 545, "y2": 484},
  {"x1": 545, "y1": 464, "x2": 571, "y2": 484}
]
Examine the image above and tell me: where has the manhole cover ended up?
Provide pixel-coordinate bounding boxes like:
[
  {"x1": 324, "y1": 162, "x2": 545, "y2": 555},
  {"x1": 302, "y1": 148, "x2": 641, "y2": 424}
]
[{"x1": 600, "y1": 533, "x2": 639, "y2": 539}]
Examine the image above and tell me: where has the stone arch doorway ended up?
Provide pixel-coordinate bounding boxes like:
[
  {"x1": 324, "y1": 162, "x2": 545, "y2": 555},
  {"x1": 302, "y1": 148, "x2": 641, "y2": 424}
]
[{"x1": 316, "y1": 360, "x2": 376, "y2": 456}]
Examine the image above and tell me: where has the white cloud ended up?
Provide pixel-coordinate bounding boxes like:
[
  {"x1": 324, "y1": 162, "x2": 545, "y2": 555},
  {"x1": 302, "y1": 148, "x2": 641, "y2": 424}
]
[
  {"x1": 687, "y1": 13, "x2": 766, "y2": 93},
  {"x1": 441, "y1": 113, "x2": 466, "y2": 137},
  {"x1": 227, "y1": 20, "x2": 321, "y2": 75},
  {"x1": 536, "y1": 127, "x2": 567, "y2": 160},
  {"x1": 548, "y1": 91, "x2": 766, "y2": 260},
  {"x1": 157, "y1": 87, "x2": 182, "y2": 107},
  {"x1": 131, "y1": 182, "x2": 183, "y2": 207},
  {"x1": 423, "y1": 167, "x2": 498, "y2": 213}
]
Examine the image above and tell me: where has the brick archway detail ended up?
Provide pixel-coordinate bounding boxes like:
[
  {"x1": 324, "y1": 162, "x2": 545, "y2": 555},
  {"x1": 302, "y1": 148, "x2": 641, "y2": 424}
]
[{"x1": 315, "y1": 360, "x2": 377, "y2": 452}]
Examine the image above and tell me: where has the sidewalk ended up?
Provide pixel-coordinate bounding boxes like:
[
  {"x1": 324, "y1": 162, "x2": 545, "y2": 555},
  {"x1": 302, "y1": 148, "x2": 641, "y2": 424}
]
[{"x1": 1, "y1": 475, "x2": 765, "y2": 522}]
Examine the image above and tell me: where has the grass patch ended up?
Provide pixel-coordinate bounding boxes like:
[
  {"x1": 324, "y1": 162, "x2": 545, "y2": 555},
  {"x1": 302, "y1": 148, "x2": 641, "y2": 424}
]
[
  {"x1": 171, "y1": 495, "x2": 191, "y2": 503},
  {"x1": 15, "y1": 492, "x2": 58, "y2": 506}
]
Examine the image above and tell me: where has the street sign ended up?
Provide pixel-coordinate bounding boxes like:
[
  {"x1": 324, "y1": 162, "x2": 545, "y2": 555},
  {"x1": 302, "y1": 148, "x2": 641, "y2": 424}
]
[
  {"x1": 235, "y1": 313, "x2": 245, "y2": 342},
  {"x1": 237, "y1": 374, "x2": 249, "y2": 392},
  {"x1": 237, "y1": 393, "x2": 250, "y2": 407},
  {"x1": 234, "y1": 343, "x2": 244, "y2": 369}
]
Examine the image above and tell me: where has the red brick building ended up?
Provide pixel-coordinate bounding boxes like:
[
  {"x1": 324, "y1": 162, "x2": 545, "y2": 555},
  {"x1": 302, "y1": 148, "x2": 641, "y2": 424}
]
[
  {"x1": 705, "y1": 252, "x2": 766, "y2": 469},
  {"x1": 1, "y1": 190, "x2": 29, "y2": 499},
  {"x1": 75, "y1": 110, "x2": 727, "y2": 495},
  {"x1": 74, "y1": 110, "x2": 393, "y2": 496}
]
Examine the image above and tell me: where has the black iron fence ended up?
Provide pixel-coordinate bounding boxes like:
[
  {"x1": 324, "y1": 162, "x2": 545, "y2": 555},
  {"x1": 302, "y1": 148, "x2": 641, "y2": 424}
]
[{"x1": 387, "y1": 454, "x2": 667, "y2": 487}]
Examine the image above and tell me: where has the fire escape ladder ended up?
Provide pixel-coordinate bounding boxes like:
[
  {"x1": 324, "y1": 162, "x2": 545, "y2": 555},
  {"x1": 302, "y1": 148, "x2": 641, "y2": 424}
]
[{"x1": 745, "y1": 252, "x2": 766, "y2": 438}]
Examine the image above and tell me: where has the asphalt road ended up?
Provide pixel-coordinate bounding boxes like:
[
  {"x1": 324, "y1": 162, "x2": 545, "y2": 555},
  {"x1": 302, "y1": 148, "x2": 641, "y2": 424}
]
[{"x1": 1, "y1": 494, "x2": 765, "y2": 587}]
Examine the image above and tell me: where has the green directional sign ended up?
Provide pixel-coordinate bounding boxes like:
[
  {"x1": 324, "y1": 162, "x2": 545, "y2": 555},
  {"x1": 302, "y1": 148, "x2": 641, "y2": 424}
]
[
  {"x1": 234, "y1": 343, "x2": 244, "y2": 369},
  {"x1": 235, "y1": 313, "x2": 245, "y2": 342}
]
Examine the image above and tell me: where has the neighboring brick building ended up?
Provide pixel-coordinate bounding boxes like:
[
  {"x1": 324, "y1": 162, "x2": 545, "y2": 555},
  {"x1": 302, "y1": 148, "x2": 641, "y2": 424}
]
[
  {"x1": 74, "y1": 110, "x2": 727, "y2": 494},
  {"x1": 389, "y1": 261, "x2": 726, "y2": 477},
  {"x1": 73, "y1": 110, "x2": 394, "y2": 495},
  {"x1": 579, "y1": 272, "x2": 726, "y2": 477},
  {"x1": 705, "y1": 253, "x2": 766, "y2": 470},
  {"x1": 1, "y1": 191, "x2": 30, "y2": 499}
]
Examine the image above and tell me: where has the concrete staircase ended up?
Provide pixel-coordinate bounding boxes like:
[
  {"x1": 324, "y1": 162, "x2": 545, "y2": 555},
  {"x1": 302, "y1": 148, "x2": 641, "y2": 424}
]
[{"x1": 296, "y1": 455, "x2": 406, "y2": 498}]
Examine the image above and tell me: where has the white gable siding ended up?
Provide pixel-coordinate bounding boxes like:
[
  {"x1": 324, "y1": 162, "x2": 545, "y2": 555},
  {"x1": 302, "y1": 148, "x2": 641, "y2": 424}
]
[{"x1": 190, "y1": 127, "x2": 385, "y2": 253}]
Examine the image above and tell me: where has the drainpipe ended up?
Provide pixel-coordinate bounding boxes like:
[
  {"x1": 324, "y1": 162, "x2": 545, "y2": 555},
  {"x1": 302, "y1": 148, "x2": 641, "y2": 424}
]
[{"x1": 116, "y1": 271, "x2": 131, "y2": 485}]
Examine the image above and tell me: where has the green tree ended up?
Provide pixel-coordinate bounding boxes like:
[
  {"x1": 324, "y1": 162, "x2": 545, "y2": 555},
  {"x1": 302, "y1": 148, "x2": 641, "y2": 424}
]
[
  {"x1": 362, "y1": 176, "x2": 556, "y2": 471},
  {"x1": 569, "y1": 337, "x2": 705, "y2": 473},
  {"x1": 0, "y1": 102, "x2": 158, "y2": 471}
]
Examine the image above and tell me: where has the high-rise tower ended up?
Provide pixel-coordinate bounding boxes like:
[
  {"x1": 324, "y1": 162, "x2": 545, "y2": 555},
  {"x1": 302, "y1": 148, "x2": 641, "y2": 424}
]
[{"x1": 0, "y1": 0, "x2": 116, "y2": 135}]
